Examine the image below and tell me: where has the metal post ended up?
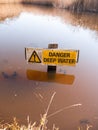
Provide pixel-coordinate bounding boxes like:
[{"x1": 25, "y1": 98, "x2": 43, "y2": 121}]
[{"x1": 47, "y1": 43, "x2": 58, "y2": 73}]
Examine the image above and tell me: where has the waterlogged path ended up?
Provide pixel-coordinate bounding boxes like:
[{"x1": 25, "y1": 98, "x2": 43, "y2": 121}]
[{"x1": 0, "y1": 4, "x2": 98, "y2": 130}]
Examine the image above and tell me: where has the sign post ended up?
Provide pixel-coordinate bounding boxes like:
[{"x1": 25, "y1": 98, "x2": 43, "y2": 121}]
[{"x1": 47, "y1": 43, "x2": 58, "y2": 73}]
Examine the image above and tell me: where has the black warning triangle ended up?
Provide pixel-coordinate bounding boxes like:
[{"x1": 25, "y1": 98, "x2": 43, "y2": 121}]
[{"x1": 29, "y1": 50, "x2": 41, "y2": 63}]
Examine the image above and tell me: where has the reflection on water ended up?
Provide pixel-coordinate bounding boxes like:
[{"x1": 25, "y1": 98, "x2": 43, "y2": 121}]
[
  {"x1": 2, "y1": 72, "x2": 18, "y2": 79},
  {"x1": 0, "y1": 4, "x2": 98, "y2": 33},
  {"x1": 26, "y1": 69, "x2": 75, "y2": 84},
  {"x1": 0, "y1": 4, "x2": 98, "y2": 130}
]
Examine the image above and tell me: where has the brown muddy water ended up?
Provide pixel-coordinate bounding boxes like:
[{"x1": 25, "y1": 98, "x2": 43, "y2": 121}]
[{"x1": 0, "y1": 4, "x2": 98, "y2": 130}]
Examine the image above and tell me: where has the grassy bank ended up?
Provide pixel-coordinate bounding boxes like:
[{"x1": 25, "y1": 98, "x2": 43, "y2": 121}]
[
  {"x1": 0, "y1": 117, "x2": 59, "y2": 130},
  {"x1": 0, "y1": 0, "x2": 98, "y2": 13},
  {"x1": 21, "y1": 0, "x2": 53, "y2": 6},
  {"x1": 67, "y1": 0, "x2": 98, "y2": 13},
  {"x1": 0, "y1": 93, "x2": 59, "y2": 130}
]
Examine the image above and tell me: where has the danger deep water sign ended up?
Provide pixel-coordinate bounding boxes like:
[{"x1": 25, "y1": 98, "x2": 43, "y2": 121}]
[
  {"x1": 25, "y1": 48, "x2": 79, "y2": 66},
  {"x1": 42, "y1": 49, "x2": 79, "y2": 66}
]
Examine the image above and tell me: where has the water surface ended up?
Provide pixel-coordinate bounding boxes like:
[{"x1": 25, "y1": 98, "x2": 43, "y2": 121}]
[{"x1": 0, "y1": 4, "x2": 98, "y2": 130}]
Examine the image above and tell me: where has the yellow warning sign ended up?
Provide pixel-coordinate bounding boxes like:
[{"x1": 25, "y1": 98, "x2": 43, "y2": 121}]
[
  {"x1": 29, "y1": 50, "x2": 41, "y2": 63},
  {"x1": 25, "y1": 47, "x2": 79, "y2": 66},
  {"x1": 42, "y1": 49, "x2": 78, "y2": 66}
]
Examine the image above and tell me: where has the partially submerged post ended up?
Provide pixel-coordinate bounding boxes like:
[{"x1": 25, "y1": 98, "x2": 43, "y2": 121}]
[{"x1": 47, "y1": 43, "x2": 58, "y2": 73}]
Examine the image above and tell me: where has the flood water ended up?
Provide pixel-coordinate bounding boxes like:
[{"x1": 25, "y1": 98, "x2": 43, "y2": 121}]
[{"x1": 0, "y1": 4, "x2": 98, "y2": 130}]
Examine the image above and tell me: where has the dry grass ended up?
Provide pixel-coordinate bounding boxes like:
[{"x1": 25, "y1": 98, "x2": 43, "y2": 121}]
[
  {"x1": 0, "y1": 92, "x2": 82, "y2": 130},
  {"x1": 0, "y1": 116, "x2": 59, "y2": 130},
  {"x1": 67, "y1": 0, "x2": 98, "y2": 12},
  {"x1": 0, "y1": 0, "x2": 98, "y2": 13},
  {"x1": 0, "y1": 117, "x2": 59, "y2": 130},
  {"x1": 0, "y1": 92, "x2": 59, "y2": 130},
  {"x1": 21, "y1": 0, "x2": 53, "y2": 6}
]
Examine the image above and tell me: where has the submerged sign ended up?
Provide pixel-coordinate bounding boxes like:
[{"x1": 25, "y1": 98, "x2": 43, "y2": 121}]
[
  {"x1": 25, "y1": 48, "x2": 79, "y2": 66},
  {"x1": 42, "y1": 49, "x2": 78, "y2": 66}
]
